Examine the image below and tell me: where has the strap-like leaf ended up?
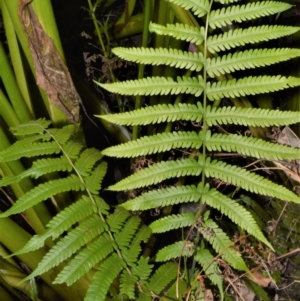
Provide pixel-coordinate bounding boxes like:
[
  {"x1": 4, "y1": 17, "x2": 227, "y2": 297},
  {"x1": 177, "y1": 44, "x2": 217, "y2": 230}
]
[
  {"x1": 207, "y1": 76, "x2": 300, "y2": 101},
  {"x1": 209, "y1": 2, "x2": 292, "y2": 29},
  {"x1": 207, "y1": 48, "x2": 300, "y2": 77},
  {"x1": 113, "y1": 47, "x2": 203, "y2": 71},
  {"x1": 96, "y1": 76, "x2": 204, "y2": 97},
  {"x1": 207, "y1": 26, "x2": 300, "y2": 53}
]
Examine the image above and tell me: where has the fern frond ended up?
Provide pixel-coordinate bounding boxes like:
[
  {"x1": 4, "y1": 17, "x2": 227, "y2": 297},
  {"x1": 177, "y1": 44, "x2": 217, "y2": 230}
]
[
  {"x1": 0, "y1": 157, "x2": 71, "y2": 186},
  {"x1": 85, "y1": 162, "x2": 108, "y2": 194},
  {"x1": 113, "y1": 47, "x2": 203, "y2": 71},
  {"x1": 207, "y1": 26, "x2": 300, "y2": 53},
  {"x1": 194, "y1": 248, "x2": 224, "y2": 300},
  {"x1": 166, "y1": 0, "x2": 209, "y2": 17},
  {"x1": 85, "y1": 254, "x2": 125, "y2": 301},
  {"x1": 207, "y1": 48, "x2": 300, "y2": 77},
  {"x1": 204, "y1": 158, "x2": 300, "y2": 203},
  {"x1": 96, "y1": 76, "x2": 204, "y2": 97},
  {"x1": 209, "y1": 2, "x2": 292, "y2": 29},
  {"x1": 145, "y1": 262, "x2": 178, "y2": 294},
  {"x1": 207, "y1": 133, "x2": 300, "y2": 160},
  {"x1": 215, "y1": 0, "x2": 239, "y2": 4},
  {"x1": 202, "y1": 185, "x2": 271, "y2": 248},
  {"x1": 108, "y1": 159, "x2": 202, "y2": 191},
  {"x1": 13, "y1": 196, "x2": 99, "y2": 256},
  {"x1": 150, "y1": 213, "x2": 195, "y2": 233},
  {"x1": 97, "y1": 102, "x2": 203, "y2": 126},
  {"x1": 0, "y1": 175, "x2": 85, "y2": 217},
  {"x1": 207, "y1": 76, "x2": 300, "y2": 101},
  {"x1": 206, "y1": 105, "x2": 300, "y2": 127},
  {"x1": 132, "y1": 257, "x2": 153, "y2": 282},
  {"x1": 120, "y1": 270, "x2": 138, "y2": 299},
  {"x1": 74, "y1": 148, "x2": 104, "y2": 177},
  {"x1": 121, "y1": 185, "x2": 200, "y2": 211},
  {"x1": 102, "y1": 131, "x2": 203, "y2": 158},
  {"x1": 0, "y1": 141, "x2": 60, "y2": 162},
  {"x1": 149, "y1": 22, "x2": 205, "y2": 45},
  {"x1": 49, "y1": 124, "x2": 77, "y2": 145},
  {"x1": 62, "y1": 141, "x2": 84, "y2": 159},
  {"x1": 156, "y1": 241, "x2": 195, "y2": 262},
  {"x1": 10, "y1": 119, "x2": 52, "y2": 136},
  {"x1": 114, "y1": 216, "x2": 141, "y2": 248},
  {"x1": 200, "y1": 219, "x2": 248, "y2": 271},
  {"x1": 24, "y1": 215, "x2": 105, "y2": 280},
  {"x1": 54, "y1": 234, "x2": 114, "y2": 285},
  {"x1": 107, "y1": 207, "x2": 132, "y2": 232}
]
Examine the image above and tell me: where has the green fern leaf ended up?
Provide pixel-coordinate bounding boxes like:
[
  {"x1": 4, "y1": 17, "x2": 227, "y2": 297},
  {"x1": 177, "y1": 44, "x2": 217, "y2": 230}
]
[
  {"x1": 166, "y1": 0, "x2": 209, "y2": 17},
  {"x1": 207, "y1": 133, "x2": 300, "y2": 160},
  {"x1": 24, "y1": 215, "x2": 105, "y2": 280},
  {"x1": 108, "y1": 159, "x2": 202, "y2": 191},
  {"x1": 74, "y1": 148, "x2": 104, "y2": 177},
  {"x1": 145, "y1": 262, "x2": 178, "y2": 294},
  {"x1": 96, "y1": 76, "x2": 204, "y2": 97},
  {"x1": 102, "y1": 131, "x2": 203, "y2": 158},
  {"x1": 85, "y1": 162, "x2": 108, "y2": 194},
  {"x1": 97, "y1": 102, "x2": 203, "y2": 126},
  {"x1": 107, "y1": 207, "x2": 132, "y2": 232},
  {"x1": 207, "y1": 48, "x2": 300, "y2": 77},
  {"x1": 114, "y1": 216, "x2": 141, "y2": 247},
  {"x1": 85, "y1": 254, "x2": 125, "y2": 301},
  {"x1": 122, "y1": 225, "x2": 152, "y2": 263},
  {"x1": 112, "y1": 47, "x2": 203, "y2": 71},
  {"x1": 10, "y1": 119, "x2": 52, "y2": 136},
  {"x1": 207, "y1": 76, "x2": 300, "y2": 101},
  {"x1": 0, "y1": 157, "x2": 71, "y2": 187},
  {"x1": 206, "y1": 105, "x2": 300, "y2": 127},
  {"x1": 132, "y1": 257, "x2": 153, "y2": 282},
  {"x1": 156, "y1": 240, "x2": 195, "y2": 262},
  {"x1": 0, "y1": 175, "x2": 85, "y2": 217},
  {"x1": 62, "y1": 141, "x2": 84, "y2": 159},
  {"x1": 200, "y1": 219, "x2": 248, "y2": 271},
  {"x1": 207, "y1": 26, "x2": 300, "y2": 53},
  {"x1": 50, "y1": 124, "x2": 77, "y2": 145},
  {"x1": 149, "y1": 213, "x2": 195, "y2": 233},
  {"x1": 121, "y1": 185, "x2": 201, "y2": 211},
  {"x1": 54, "y1": 234, "x2": 115, "y2": 285},
  {"x1": 0, "y1": 141, "x2": 60, "y2": 162},
  {"x1": 202, "y1": 185, "x2": 272, "y2": 249},
  {"x1": 149, "y1": 22, "x2": 205, "y2": 45},
  {"x1": 120, "y1": 270, "x2": 138, "y2": 299},
  {"x1": 209, "y1": 2, "x2": 292, "y2": 29},
  {"x1": 12, "y1": 196, "x2": 99, "y2": 256},
  {"x1": 194, "y1": 248, "x2": 224, "y2": 300},
  {"x1": 204, "y1": 158, "x2": 300, "y2": 203}
]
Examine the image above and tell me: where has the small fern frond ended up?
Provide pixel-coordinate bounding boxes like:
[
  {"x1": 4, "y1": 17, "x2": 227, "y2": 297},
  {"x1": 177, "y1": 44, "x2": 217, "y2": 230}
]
[
  {"x1": 156, "y1": 241, "x2": 195, "y2": 262},
  {"x1": 132, "y1": 257, "x2": 153, "y2": 282},
  {"x1": 207, "y1": 48, "x2": 300, "y2": 77},
  {"x1": 121, "y1": 185, "x2": 200, "y2": 211},
  {"x1": 200, "y1": 219, "x2": 248, "y2": 271},
  {"x1": 54, "y1": 234, "x2": 114, "y2": 285},
  {"x1": 120, "y1": 270, "x2": 138, "y2": 299},
  {"x1": 145, "y1": 262, "x2": 178, "y2": 295},
  {"x1": 49, "y1": 125, "x2": 77, "y2": 145},
  {"x1": 209, "y1": 2, "x2": 292, "y2": 29},
  {"x1": 207, "y1": 26, "x2": 300, "y2": 53},
  {"x1": 206, "y1": 106, "x2": 300, "y2": 127},
  {"x1": 74, "y1": 148, "x2": 103, "y2": 177},
  {"x1": 85, "y1": 162, "x2": 108, "y2": 194},
  {"x1": 207, "y1": 76, "x2": 300, "y2": 101},
  {"x1": 108, "y1": 159, "x2": 202, "y2": 191},
  {"x1": 207, "y1": 133, "x2": 300, "y2": 160},
  {"x1": 10, "y1": 119, "x2": 52, "y2": 136},
  {"x1": 149, "y1": 213, "x2": 195, "y2": 233},
  {"x1": 149, "y1": 22, "x2": 205, "y2": 45},
  {"x1": 166, "y1": 0, "x2": 209, "y2": 17},
  {"x1": 0, "y1": 141, "x2": 60, "y2": 162},
  {"x1": 205, "y1": 158, "x2": 300, "y2": 203},
  {"x1": 96, "y1": 76, "x2": 204, "y2": 97},
  {"x1": 194, "y1": 248, "x2": 224, "y2": 300},
  {"x1": 0, "y1": 175, "x2": 85, "y2": 217},
  {"x1": 24, "y1": 215, "x2": 105, "y2": 281},
  {"x1": 107, "y1": 207, "x2": 132, "y2": 232},
  {"x1": 202, "y1": 186, "x2": 271, "y2": 248},
  {"x1": 97, "y1": 102, "x2": 203, "y2": 126},
  {"x1": 102, "y1": 131, "x2": 202, "y2": 158},
  {"x1": 112, "y1": 47, "x2": 203, "y2": 71},
  {"x1": 85, "y1": 254, "x2": 125, "y2": 301},
  {"x1": 62, "y1": 141, "x2": 84, "y2": 159}
]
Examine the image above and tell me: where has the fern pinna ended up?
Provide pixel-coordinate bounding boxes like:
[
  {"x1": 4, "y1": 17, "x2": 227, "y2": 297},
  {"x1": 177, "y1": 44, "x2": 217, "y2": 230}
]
[{"x1": 96, "y1": 0, "x2": 300, "y2": 299}]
